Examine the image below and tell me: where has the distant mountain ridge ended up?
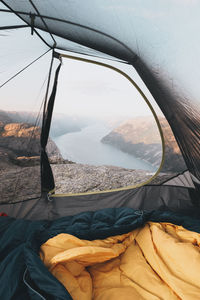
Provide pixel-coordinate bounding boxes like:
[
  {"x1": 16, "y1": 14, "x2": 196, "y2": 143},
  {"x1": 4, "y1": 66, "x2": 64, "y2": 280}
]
[
  {"x1": 101, "y1": 116, "x2": 186, "y2": 172},
  {"x1": 0, "y1": 110, "x2": 84, "y2": 138}
]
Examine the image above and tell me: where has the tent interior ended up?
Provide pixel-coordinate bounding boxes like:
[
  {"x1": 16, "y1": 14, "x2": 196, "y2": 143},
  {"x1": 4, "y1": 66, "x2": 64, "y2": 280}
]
[{"x1": 1, "y1": 1, "x2": 200, "y2": 299}]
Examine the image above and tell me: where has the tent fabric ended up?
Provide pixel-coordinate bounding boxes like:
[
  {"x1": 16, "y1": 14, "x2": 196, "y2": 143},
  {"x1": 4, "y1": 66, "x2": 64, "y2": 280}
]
[
  {"x1": 0, "y1": 185, "x2": 195, "y2": 220},
  {"x1": 40, "y1": 222, "x2": 200, "y2": 300},
  {"x1": 1, "y1": 207, "x2": 200, "y2": 299},
  {"x1": 162, "y1": 171, "x2": 195, "y2": 188}
]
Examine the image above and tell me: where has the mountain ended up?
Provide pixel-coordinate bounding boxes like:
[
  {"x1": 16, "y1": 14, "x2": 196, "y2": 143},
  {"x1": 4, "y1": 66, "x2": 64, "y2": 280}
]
[
  {"x1": 101, "y1": 116, "x2": 186, "y2": 172},
  {"x1": 50, "y1": 113, "x2": 84, "y2": 138},
  {"x1": 0, "y1": 120, "x2": 63, "y2": 169},
  {"x1": 0, "y1": 110, "x2": 84, "y2": 138},
  {"x1": 0, "y1": 109, "x2": 41, "y2": 125}
]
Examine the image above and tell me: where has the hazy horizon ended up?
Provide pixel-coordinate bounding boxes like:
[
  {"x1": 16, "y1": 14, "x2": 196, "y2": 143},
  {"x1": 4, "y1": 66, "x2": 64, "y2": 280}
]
[{"x1": 0, "y1": 55, "x2": 161, "y2": 120}]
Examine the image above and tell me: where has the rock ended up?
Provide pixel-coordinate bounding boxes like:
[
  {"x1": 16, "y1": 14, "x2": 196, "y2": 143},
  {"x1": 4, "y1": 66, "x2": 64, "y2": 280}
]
[
  {"x1": 15, "y1": 156, "x2": 40, "y2": 167},
  {"x1": 0, "y1": 122, "x2": 63, "y2": 168},
  {"x1": 52, "y1": 163, "x2": 152, "y2": 194},
  {"x1": 0, "y1": 147, "x2": 18, "y2": 169},
  {"x1": 101, "y1": 116, "x2": 186, "y2": 172},
  {"x1": 46, "y1": 139, "x2": 63, "y2": 161},
  {"x1": 0, "y1": 165, "x2": 41, "y2": 203}
]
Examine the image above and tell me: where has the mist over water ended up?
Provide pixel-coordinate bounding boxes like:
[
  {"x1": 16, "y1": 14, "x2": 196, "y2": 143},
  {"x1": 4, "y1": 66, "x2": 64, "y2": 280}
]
[{"x1": 53, "y1": 122, "x2": 156, "y2": 172}]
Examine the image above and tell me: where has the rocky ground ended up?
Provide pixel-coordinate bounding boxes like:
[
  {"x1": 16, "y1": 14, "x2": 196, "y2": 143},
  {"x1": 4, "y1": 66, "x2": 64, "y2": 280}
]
[
  {"x1": 0, "y1": 161, "x2": 175, "y2": 203},
  {"x1": 52, "y1": 163, "x2": 175, "y2": 194},
  {"x1": 0, "y1": 165, "x2": 41, "y2": 203},
  {"x1": 52, "y1": 163, "x2": 152, "y2": 194}
]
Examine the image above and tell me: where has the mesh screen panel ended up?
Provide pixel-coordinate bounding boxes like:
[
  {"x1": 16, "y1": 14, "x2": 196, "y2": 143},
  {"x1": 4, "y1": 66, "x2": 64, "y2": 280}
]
[{"x1": 0, "y1": 26, "x2": 51, "y2": 203}]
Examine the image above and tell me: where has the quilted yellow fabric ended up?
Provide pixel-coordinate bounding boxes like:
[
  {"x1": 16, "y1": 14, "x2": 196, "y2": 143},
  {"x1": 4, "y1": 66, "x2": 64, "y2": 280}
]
[{"x1": 40, "y1": 222, "x2": 200, "y2": 300}]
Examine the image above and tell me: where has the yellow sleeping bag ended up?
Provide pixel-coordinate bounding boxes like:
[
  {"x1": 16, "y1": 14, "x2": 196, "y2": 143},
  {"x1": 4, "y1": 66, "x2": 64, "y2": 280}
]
[{"x1": 40, "y1": 222, "x2": 200, "y2": 300}]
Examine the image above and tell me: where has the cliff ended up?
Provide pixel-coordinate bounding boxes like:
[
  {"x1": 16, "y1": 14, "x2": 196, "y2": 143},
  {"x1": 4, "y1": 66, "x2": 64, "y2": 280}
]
[
  {"x1": 0, "y1": 110, "x2": 71, "y2": 203},
  {"x1": 0, "y1": 121, "x2": 63, "y2": 169},
  {"x1": 101, "y1": 116, "x2": 186, "y2": 172}
]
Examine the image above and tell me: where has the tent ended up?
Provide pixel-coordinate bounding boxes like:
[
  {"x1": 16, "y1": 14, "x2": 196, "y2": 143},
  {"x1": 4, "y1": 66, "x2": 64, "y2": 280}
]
[{"x1": 1, "y1": 1, "x2": 200, "y2": 299}]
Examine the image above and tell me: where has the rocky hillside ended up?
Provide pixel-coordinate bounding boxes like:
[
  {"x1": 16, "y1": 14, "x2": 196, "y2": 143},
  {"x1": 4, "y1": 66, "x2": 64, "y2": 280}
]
[
  {"x1": 101, "y1": 116, "x2": 186, "y2": 172},
  {"x1": 0, "y1": 115, "x2": 66, "y2": 203},
  {"x1": 0, "y1": 120, "x2": 63, "y2": 169}
]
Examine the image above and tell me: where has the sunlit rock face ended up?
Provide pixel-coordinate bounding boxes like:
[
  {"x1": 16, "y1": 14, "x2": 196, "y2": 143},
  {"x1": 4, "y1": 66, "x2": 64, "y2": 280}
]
[
  {"x1": 0, "y1": 121, "x2": 62, "y2": 169},
  {"x1": 101, "y1": 116, "x2": 186, "y2": 172}
]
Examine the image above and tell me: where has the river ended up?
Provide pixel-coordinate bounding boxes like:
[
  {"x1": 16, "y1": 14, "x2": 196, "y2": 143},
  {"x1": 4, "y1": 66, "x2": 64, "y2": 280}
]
[{"x1": 53, "y1": 123, "x2": 156, "y2": 172}]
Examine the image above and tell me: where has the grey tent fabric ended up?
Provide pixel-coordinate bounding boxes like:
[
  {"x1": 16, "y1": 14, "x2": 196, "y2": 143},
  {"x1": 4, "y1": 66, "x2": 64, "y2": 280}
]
[
  {"x1": 163, "y1": 171, "x2": 195, "y2": 188},
  {"x1": 0, "y1": 185, "x2": 195, "y2": 220},
  {"x1": 0, "y1": 1, "x2": 200, "y2": 210}
]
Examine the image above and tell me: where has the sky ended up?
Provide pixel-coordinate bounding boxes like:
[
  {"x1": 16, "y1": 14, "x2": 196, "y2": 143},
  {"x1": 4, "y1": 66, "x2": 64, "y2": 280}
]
[
  {"x1": 0, "y1": 27, "x2": 157, "y2": 121},
  {"x1": 54, "y1": 57, "x2": 156, "y2": 119}
]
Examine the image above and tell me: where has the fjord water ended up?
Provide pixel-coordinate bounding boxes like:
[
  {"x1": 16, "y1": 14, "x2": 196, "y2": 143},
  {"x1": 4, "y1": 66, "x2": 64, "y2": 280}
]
[{"x1": 53, "y1": 123, "x2": 156, "y2": 172}]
